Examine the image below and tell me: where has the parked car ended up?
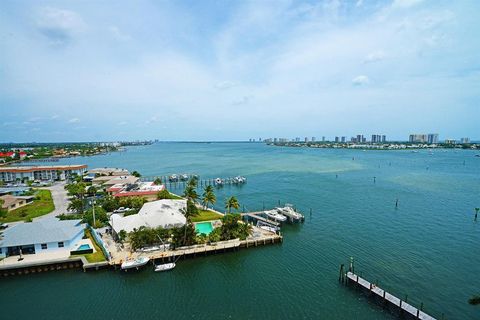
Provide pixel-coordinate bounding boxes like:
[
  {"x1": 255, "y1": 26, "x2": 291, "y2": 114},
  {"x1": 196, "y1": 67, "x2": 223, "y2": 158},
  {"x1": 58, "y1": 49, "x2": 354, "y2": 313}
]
[{"x1": 113, "y1": 207, "x2": 131, "y2": 213}]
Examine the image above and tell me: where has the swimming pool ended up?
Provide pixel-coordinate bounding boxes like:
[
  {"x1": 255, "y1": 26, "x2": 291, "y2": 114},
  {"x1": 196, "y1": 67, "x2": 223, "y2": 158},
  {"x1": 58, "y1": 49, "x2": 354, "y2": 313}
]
[
  {"x1": 195, "y1": 222, "x2": 213, "y2": 235},
  {"x1": 77, "y1": 244, "x2": 91, "y2": 250}
]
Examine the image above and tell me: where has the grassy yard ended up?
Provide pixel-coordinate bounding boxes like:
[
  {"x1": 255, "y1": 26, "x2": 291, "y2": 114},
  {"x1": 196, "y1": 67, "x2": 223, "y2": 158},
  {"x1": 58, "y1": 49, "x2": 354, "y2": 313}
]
[
  {"x1": 0, "y1": 189, "x2": 55, "y2": 223},
  {"x1": 71, "y1": 228, "x2": 107, "y2": 263},
  {"x1": 191, "y1": 209, "x2": 223, "y2": 222}
]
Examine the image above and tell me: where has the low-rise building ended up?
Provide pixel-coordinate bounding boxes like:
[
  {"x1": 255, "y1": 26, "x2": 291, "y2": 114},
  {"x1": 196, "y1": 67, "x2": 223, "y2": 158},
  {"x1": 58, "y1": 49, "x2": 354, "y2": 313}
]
[
  {"x1": 0, "y1": 218, "x2": 86, "y2": 258},
  {"x1": 0, "y1": 194, "x2": 34, "y2": 212},
  {"x1": 110, "y1": 199, "x2": 186, "y2": 235},
  {"x1": 0, "y1": 165, "x2": 87, "y2": 182},
  {"x1": 108, "y1": 182, "x2": 165, "y2": 201},
  {"x1": 88, "y1": 167, "x2": 130, "y2": 176}
]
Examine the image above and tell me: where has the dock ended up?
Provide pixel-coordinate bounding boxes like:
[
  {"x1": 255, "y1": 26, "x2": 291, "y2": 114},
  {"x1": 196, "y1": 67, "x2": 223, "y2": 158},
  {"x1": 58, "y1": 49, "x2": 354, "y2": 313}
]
[
  {"x1": 241, "y1": 211, "x2": 281, "y2": 227},
  {"x1": 111, "y1": 233, "x2": 282, "y2": 267},
  {"x1": 344, "y1": 271, "x2": 437, "y2": 320}
]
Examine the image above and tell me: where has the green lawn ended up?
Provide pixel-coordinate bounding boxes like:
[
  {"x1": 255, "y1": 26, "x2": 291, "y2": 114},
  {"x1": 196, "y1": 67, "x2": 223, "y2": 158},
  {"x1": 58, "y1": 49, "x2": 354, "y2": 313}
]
[
  {"x1": 168, "y1": 192, "x2": 184, "y2": 200},
  {"x1": 0, "y1": 190, "x2": 55, "y2": 223},
  {"x1": 71, "y1": 229, "x2": 107, "y2": 263},
  {"x1": 191, "y1": 209, "x2": 223, "y2": 222}
]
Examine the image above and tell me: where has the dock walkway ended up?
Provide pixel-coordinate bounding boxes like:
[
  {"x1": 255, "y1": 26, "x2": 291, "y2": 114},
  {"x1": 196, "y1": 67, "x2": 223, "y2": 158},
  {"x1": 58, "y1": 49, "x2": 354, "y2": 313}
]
[
  {"x1": 346, "y1": 272, "x2": 436, "y2": 320},
  {"x1": 241, "y1": 211, "x2": 281, "y2": 226}
]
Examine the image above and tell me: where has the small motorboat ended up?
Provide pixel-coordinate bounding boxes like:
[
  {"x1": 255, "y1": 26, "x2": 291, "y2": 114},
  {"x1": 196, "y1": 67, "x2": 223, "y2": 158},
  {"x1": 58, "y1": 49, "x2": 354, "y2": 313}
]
[
  {"x1": 154, "y1": 262, "x2": 175, "y2": 272},
  {"x1": 180, "y1": 174, "x2": 189, "y2": 181},
  {"x1": 169, "y1": 174, "x2": 179, "y2": 182},
  {"x1": 121, "y1": 256, "x2": 150, "y2": 270},
  {"x1": 264, "y1": 210, "x2": 287, "y2": 222},
  {"x1": 259, "y1": 225, "x2": 277, "y2": 233},
  {"x1": 214, "y1": 178, "x2": 224, "y2": 186},
  {"x1": 233, "y1": 176, "x2": 246, "y2": 184},
  {"x1": 139, "y1": 246, "x2": 160, "y2": 252}
]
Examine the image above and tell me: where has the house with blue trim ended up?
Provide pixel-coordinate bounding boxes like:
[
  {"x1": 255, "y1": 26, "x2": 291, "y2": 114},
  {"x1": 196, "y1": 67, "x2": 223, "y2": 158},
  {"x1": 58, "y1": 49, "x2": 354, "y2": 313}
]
[{"x1": 0, "y1": 218, "x2": 85, "y2": 258}]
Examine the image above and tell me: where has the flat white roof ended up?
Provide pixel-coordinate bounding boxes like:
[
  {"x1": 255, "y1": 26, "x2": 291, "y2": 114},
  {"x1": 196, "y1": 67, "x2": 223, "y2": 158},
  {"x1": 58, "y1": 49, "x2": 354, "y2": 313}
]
[{"x1": 110, "y1": 199, "x2": 187, "y2": 234}]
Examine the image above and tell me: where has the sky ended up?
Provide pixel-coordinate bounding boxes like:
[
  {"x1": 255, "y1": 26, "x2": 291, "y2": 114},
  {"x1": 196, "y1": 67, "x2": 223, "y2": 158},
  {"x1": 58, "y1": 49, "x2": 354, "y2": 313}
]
[{"x1": 1, "y1": 0, "x2": 479, "y2": 142}]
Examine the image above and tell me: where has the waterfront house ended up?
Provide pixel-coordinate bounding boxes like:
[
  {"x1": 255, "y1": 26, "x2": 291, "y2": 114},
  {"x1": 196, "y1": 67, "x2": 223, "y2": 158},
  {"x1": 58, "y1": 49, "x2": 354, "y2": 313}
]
[
  {"x1": 107, "y1": 181, "x2": 165, "y2": 201},
  {"x1": 110, "y1": 199, "x2": 186, "y2": 235},
  {"x1": 0, "y1": 194, "x2": 34, "y2": 212},
  {"x1": 0, "y1": 218, "x2": 85, "y2": 258}
]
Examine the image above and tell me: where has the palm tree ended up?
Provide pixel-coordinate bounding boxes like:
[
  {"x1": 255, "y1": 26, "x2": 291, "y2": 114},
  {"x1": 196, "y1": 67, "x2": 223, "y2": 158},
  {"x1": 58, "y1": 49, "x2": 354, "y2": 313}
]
[
  {"x1": 225, "y1": 196, "x2": 240, "y2": 214},
  {"x1": 187, "y1": 176, "x2": 198, "y2": 188},
  {"x1": 202, "y1": 185, "x2": 216, "y2": 209},
  {"x1": 183, "y1": 185, "x2": 198, "y2": 202}
]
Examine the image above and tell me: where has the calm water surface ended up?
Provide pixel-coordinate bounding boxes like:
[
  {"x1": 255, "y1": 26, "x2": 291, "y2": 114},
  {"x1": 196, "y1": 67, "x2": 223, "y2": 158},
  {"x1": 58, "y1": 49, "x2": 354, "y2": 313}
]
[{"x1": 2, "y1": 143, "x2": 480, "y2": 319}]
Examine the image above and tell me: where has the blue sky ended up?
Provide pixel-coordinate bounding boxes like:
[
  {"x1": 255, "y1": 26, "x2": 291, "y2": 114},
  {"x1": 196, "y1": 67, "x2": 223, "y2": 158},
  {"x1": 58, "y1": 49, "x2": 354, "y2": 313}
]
[{"x1": 1, "y1": 0, "x2": 479, "y2": 142}]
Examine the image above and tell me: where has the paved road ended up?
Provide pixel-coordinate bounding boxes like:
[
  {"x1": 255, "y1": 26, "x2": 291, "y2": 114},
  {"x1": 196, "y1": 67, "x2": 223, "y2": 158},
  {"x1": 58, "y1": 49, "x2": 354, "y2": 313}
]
[{"x1": 35, "y1": 182, "x2": 69, "y2": 220}]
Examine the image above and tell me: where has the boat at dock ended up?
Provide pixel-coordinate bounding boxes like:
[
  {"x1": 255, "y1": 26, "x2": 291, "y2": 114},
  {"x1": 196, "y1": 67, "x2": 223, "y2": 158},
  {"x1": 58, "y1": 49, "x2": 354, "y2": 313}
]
[
  {"x1": 169, "y1": 174, "x2": 179, "y2": 182},
  {"x1": 264, "y1": 210, "x2": 287, "y2": 222},
  {"x1": 121, "y1": 257, "x2": 150, "y2": 270},
  {"x1": 276, "y1": 204, "x2": 304, "y2": 221},
  {"x1": 154, "y1": 262, "x2": 176, "y2": 272},
  {"x1": 214, "y1": 178, "x2": 224, "y2": 186},
  {"x1": 180, "y1": 174, "x2": 189, "y2": 181}
]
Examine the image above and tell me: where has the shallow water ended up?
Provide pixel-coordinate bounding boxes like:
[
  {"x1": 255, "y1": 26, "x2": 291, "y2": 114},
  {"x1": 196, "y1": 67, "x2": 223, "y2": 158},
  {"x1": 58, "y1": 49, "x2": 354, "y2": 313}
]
[{"x1": 2, "y1": 143, "x2": 480, "y2": 319}]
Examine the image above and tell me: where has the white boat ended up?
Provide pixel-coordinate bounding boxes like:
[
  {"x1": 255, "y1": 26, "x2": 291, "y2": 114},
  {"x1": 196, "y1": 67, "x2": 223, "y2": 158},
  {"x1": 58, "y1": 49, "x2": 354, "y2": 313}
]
[
  {"x1": 233, "y1": 176, "x2": 246, "y2": 184},
  {"x1": 214, "y1": 178, "x2": 224, "y2": 186},
  {"x1": 180, "y1": 174, "x2": 189, "y2": 181},
  {"x1": 139, "y1": 246, "x2": 160, "y2": 252},
  {"x1": 169, "y1": 174, "x2": 179, "y2": 182},
  {"x1": 264, "y1": 210, "x2": 287, "y2": 222},
  {"x1": 121, "y1": 256, "x2": 150, "y2": 270},
  {"x1": 259, "y1": 225, "x2": 277, "y2": 233},
  {"x1": 277, "y1": 205, "x2": 303, "y2": 220},
  {"x1": 154, "y1": 262, "x2": 176, "y2": 272}
]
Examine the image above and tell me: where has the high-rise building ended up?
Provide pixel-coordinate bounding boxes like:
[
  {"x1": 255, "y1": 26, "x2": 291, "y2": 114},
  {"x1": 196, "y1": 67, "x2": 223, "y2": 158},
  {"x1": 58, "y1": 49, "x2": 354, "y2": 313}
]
[
  {"x1": 295, "y1": 137, "x2": 300, "y2": 142},
  {"x1": 341, "y1": 136, "x2": 346, "y2": 143},
  {"x1": 460, "y1": 137, "x2": 470, "y2": 143},
  {"x1": 335, "y1": 136, "x2": 340, "y2": 143},
  {"x1": 311, "y1": 137, "x2": 316, "y2": 142},
  {"x1": 409, "y1": 134, "x2": 428, "y2": 143},
  {"x1": 322, "y1": 136, "x2": 325, "y2": 142},
  {"x1": 427, "y1": 133, "x2": 439, "y2": 144},
  {"x1": 304, "y1": 137, "x2": 308, "y2": 143},
  {"x1": 382, "y1": 135, "x2": 386, "y2": 143}
]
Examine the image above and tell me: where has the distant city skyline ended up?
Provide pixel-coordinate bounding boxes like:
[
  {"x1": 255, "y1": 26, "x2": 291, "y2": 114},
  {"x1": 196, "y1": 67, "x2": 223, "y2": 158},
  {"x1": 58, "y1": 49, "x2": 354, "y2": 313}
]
[{"x1": 1, "y1": 0, "x2": 479, "y2": 142}]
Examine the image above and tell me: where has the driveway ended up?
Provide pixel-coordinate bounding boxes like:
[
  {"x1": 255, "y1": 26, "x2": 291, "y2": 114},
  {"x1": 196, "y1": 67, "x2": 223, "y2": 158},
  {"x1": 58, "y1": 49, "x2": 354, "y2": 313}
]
[{"x1": 35, "y1": 182, "x2": 69, "y2": 220}]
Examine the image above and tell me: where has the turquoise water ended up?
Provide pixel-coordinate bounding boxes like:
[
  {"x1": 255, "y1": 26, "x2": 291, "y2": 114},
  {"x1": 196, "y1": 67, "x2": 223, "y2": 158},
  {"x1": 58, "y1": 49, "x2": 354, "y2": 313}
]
[
  {"x1": 77, "y1": 244, "x2": 91, "y2": 250},
  {"x1": 195, "y1": 222, "x2": 214, "y2": 235},
  {"x1": 2, "y1": 143, "x2": 480, "y2": 319}
]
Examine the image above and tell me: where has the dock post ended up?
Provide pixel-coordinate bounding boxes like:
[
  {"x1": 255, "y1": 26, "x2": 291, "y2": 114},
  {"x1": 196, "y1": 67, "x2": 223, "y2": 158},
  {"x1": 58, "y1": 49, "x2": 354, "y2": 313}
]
[{"x1": 338, "y1": 264, "x2": 344, "y2": 282}]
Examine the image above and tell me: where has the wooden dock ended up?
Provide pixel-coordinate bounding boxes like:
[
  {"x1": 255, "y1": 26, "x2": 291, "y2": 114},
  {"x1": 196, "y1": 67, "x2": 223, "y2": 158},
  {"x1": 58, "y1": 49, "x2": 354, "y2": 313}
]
[
  {"x1": 345, "y1": 271, "x2": 436, "y2": 320},
  {"x1": 111, "y1": 234, "x2": 282, "y2": 267}
]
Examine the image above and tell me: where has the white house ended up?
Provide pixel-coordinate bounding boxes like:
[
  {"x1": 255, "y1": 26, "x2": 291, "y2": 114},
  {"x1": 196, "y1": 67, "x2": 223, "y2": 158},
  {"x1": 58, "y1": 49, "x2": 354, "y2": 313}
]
[
  {"x1": 110, "y1": 199, "x2": 187, "y2": 235},
  {"x1": 0, "y1": 218, "x2": 86, "y2": 258}
]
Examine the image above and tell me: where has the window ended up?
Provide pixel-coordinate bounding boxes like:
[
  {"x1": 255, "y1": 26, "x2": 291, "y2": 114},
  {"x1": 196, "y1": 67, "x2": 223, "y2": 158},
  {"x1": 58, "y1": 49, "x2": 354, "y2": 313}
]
[
  {"x1": 41, "y1": 243, "x2": 47, "y2": 250},
  {"x1": 0, "y1": 248, "x2": 2, "y2": 254},
  {"x1": 58, "y1": 242, "x2": 64, "y2": 248}
]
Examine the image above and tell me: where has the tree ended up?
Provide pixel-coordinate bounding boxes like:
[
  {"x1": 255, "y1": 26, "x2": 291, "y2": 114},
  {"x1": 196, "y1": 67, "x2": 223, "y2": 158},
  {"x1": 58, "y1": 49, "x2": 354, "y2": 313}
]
[
  {"x1": 201, "y1": 185, "x2": 216, "y2": 209},
  {"x1": 225, "y1": 196, "x2": 240, "y2": 214},
  {"x1": 87, "y1": 186, "x2": 97, "y2": 196},
  {"x1": 118, "y1": 230, "x2": 127, "y2": 243},
  {"x1": 183, "y1": 185, "x2": 198, "y2": 202},
  {"x1": 187, "y1": 176, "x2": 198, "y2": 188},
  {"x1": 157, "y1": 189, "x2": 172, "y2": 200},
  {"x1": 171, "y1": 224, "x2": 197, "y2": 247},
  {"x1": 0, "y1": 198, "x2": 7, "y2": 218},
  {"x1": 180, "y1": 200, "x2": 199, "y2": 224},
  {"x1": 153, "y1": 177, "x2": 162, "y2": 185},
  {"x1": 132, "y1": 171, "x2": 141, "y2": 178}
]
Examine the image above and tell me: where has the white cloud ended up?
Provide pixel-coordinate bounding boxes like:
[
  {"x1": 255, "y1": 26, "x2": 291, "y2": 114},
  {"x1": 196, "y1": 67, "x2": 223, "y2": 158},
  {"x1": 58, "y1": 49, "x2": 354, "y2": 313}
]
[
  {"x1": 352, "y1": 75, "x2": 370, "y2": 86},
  {"x1": 68, "y1": 118, "x2": 80, "y2": 123},
  {"x1": 392, "y1": 0, "x2": 424, "y2": 9},
  {"x1": 215, "y1": 81, "x2": 237, "y2": 90},
  {"x1": 51, "y1": 114, "x2": 60, "y2": 120},
  {"x1": 36, "y1": 7, "x2": 86, "y2": 45},
  {"x1": 364, "y1": 50, "x2": 385, "y2": 63},
  {"x1": 109, "y1": 26, "x2": 131, "y2": 41}
]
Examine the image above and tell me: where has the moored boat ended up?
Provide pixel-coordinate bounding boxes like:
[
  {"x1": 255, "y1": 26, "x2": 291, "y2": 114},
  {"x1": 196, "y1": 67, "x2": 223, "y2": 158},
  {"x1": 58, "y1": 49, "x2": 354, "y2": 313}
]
[
  {"x1": 214, "y1": 178, "x2": 224, "y2": 186},
  {"x1": 169, "y1": 174, "x2": 179, "y2": 182},
  {"x1": 154, "y1": 262, "x2": 176, "y2": 272},
  {"x1": 264, "y1": 210, "x2": 287, "y2": 222},
  {"x1": 121, "y1": 256, "x2": 150, "y2": 270}
]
